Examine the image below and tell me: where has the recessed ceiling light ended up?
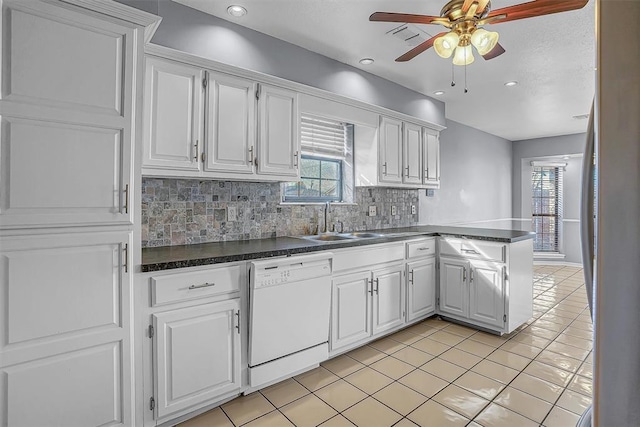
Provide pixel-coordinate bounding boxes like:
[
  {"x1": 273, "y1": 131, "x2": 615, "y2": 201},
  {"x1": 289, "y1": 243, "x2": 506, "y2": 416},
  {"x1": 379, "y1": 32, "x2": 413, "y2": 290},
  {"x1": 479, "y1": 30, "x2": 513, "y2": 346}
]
[
  {"x1": 433, "y1": 91, "x2": 445, "y2": 96},
  {"x1": 504, "y1": 81, "x2": 518, "y2": 87},
  {"x1": 227, "y1": 5, "x2": 247, "y2": 17},
  {"x1": 359, "y1": 58, "x2": 374, "y2": 65}
]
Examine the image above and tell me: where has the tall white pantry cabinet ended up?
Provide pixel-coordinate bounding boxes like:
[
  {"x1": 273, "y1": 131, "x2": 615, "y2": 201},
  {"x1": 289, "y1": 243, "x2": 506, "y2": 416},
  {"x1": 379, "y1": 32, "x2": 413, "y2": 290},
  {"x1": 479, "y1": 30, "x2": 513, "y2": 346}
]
[{"x1": 0, "y1": 1, "x2": 160, "y2": 426}]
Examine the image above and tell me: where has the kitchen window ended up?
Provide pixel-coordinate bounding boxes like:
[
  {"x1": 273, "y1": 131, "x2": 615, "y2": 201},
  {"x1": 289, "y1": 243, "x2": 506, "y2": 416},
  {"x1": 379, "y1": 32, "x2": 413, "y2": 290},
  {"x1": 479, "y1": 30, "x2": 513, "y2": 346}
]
[
  {"x1": 531, "y1": 164, "x2": 564, "y2": 252},
  {"x1": 283, "y1": 114, "x2": 354, "y2": 203}
]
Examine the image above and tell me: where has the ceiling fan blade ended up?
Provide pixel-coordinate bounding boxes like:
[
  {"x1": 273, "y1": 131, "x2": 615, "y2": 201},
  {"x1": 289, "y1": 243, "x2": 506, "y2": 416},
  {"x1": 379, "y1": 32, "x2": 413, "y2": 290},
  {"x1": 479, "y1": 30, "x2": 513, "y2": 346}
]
[
  {"x1": 485, "y1": 0, "x2": 589, "y2": 24},
  {"x1": 482, "y1": 43, "x2": 506, "y2": 60},
  {"x1": 396, "y1": 32, "x2": 448, "y2": 62},
  {"x1": 477, "y1": 14, "x2": 507, "y2": 26},
  {"x1": 461, "y1": 0, "x2": 475, "y2": 13},
  {"x1": 369, "y1": 12, "x2": 449, "y2": 25},
  {"x1": 476, "y1": 0, "x2": 491, "y2": 15}
]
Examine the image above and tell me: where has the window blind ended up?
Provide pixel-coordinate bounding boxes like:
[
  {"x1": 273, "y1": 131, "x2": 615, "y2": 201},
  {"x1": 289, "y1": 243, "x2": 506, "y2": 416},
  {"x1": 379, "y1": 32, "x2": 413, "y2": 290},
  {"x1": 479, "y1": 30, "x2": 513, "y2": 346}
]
[
  {"x1": 531, "y1": 166, "x2": 564, "y2": 252},
  {"x1": 300, "y1": 114, "x2": 347, "y2": 159}
]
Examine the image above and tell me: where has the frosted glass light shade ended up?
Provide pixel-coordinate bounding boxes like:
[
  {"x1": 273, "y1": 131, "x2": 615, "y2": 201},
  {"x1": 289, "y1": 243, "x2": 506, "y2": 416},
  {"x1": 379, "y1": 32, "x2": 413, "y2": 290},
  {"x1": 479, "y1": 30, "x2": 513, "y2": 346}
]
[
  {"x1": 471, "y1": 28, "x2": 499, "y2": 55},
  {"x1": 453, "y1": 45, "x2": 474, "y2": 65},
  {"x1": 434, "y1": 32, "x2": 460, "y2": 58}
]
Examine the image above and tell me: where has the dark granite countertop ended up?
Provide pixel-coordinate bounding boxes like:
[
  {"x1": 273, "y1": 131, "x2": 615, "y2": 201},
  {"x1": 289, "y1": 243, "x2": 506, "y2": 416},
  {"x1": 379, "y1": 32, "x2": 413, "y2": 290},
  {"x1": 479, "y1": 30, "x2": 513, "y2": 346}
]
[{"x1": 141, "y1": 225, "x2": 534, "y2": 272}]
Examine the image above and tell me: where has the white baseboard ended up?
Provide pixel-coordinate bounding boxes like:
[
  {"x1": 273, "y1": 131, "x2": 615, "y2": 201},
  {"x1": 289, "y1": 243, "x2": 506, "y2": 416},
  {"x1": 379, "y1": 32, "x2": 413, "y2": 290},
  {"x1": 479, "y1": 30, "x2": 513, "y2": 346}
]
[{"x1": 534, "y1": 260, "x2": 584, "y2": 268}]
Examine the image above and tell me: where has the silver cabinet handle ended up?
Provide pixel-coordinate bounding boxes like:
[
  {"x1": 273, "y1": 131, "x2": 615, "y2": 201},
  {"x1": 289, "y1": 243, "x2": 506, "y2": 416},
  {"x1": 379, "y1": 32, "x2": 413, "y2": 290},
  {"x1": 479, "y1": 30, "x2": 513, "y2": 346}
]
[
  {"x1": 462, "y1": 249, "x2": 479, "y2": 255},
  {"x1": 375, "y1": 278, "x2": 380, "y2": 295},
  {"x1": 188, "y1": 282, "x2": 216, "y2": 290},
  {"x1": 418, "y1": 247, "x2": 430, "y2": 251},
  {"x1": 294, "y1": 151, "x2": 299, "y2": 167},
  {"x1": 470, "y1": 269, "x2": 474, "y2": 283},
  {"x1": 194, "y1": 139, "x2": 199, "y2": 160},
  {"x1": 235, "y1": 310, "x2": 240, "y2": 334},
  {"x1": 248, "y1": 146, "x2": 254, "y2": 163},
  {"x1": 368, "y1": 279, "x2": 373, "y2": 295},
  {"x1": 382, "y1": 162, "x2": 387, "y2": 175},
  {"x1": 123, "y1": 243, "x2": 129, "y2": 273},
  {"x1": 409, "y1": 270, "x2": 414, "y2": 284},
  {"x1": 463, "y1": 268, "x2": 467, "y2": 282},
  {"x1": 123, "y1": 184, "x2": 129, "y2": 214},
  {"x1": 405, "y1": 166, "x2": 410, "y2": 177}
]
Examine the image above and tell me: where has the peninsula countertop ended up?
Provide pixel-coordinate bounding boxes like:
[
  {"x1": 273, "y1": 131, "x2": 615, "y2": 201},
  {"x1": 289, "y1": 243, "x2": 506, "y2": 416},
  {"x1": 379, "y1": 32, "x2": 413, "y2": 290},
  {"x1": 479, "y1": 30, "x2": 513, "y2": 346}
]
[{"x1": 141, "y1": 225, "x2": 534, "y2": 272}]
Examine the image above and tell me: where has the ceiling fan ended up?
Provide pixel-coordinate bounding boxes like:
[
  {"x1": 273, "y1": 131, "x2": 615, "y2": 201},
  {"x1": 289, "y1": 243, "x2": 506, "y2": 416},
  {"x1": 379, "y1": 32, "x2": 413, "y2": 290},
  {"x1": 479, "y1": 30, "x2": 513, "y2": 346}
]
[{"x1": 370, "y1": 0, "x2": 589, "y2": 65}]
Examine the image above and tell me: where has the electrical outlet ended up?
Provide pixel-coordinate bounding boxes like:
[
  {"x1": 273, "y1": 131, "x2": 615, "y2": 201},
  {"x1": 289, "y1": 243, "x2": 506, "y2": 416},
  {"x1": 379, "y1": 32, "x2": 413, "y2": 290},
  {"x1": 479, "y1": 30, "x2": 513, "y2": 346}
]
[
  {"x1": 391, "y1": 206, "x2": 397, "y2": 216},
  {"x1": 411, "y1": 205, "x2": 416, "y2": 215},
  {"x1": 368, "y1": 206, "x2": 377, "y2": 216},
  {"x1": 227, "y1": 206, "x2": 237, "y2": 222}
]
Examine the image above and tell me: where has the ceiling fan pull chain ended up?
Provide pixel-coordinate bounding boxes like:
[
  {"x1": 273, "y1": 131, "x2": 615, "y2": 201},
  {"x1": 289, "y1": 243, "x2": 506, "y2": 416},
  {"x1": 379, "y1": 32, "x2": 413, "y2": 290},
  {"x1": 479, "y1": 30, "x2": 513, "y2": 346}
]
[
  {"x1": 451, "y1": 62, "x2": 456, "y2": 87},
  {"x1": 464, "y1": 56, "x2": 469, "y2": 93}
]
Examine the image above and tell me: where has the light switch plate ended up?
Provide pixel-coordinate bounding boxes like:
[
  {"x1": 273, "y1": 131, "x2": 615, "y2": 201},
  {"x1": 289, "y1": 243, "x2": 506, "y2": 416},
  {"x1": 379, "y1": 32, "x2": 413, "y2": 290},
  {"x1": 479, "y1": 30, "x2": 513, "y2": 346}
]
[
  {"x1": 411, "y1": 205, "x2": 416, "y2": 215},
  {"x1": 227, "y1": 206, "x2": 237, "y2": 222},
  {"x1": 368, "y1": 206, "x2": 377, "y2": 216},
  {"x1": 391, "y1": 206, "x2": 397, "y2": 216}
]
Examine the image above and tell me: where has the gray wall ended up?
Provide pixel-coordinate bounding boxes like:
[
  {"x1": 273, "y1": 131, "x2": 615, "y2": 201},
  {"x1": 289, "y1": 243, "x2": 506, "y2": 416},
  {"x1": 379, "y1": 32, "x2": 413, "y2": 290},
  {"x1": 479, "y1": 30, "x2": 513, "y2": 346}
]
[
  {"x1": 512, "y1": 133, "x2": 586, "y2": 264},
  {"x1": 117, "y1": 0, "x2": 445, "y2": 127},
  {"x1": 419, "y1": 120, "x2": 513, "y2": 225}
]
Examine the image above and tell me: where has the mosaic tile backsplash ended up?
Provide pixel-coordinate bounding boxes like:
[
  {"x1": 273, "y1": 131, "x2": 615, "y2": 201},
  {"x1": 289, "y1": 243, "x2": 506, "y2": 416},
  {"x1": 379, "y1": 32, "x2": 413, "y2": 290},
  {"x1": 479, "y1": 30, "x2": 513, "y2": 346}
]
[{"x1": 141, "y1": 178, "x2": 420, "y2": 247}]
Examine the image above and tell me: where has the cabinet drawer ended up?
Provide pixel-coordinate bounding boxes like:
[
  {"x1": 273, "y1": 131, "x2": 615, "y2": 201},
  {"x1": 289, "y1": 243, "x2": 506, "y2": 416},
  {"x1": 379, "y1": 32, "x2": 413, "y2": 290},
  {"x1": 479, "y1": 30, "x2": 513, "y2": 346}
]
[
  {"x1": 151, "y1": 264, "x2": 241, "y2": 306},
  {"x1": 406, "y1": 238, "x2": 436, "y2": 259},
  {"x1": 439, "y1": 238, "x2": 506, "y2": 263}
]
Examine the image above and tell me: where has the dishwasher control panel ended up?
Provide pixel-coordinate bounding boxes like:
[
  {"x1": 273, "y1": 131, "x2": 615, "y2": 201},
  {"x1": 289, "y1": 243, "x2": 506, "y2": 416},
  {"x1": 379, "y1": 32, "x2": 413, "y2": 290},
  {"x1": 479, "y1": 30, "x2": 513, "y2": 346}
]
[{"x1": 251, "y1": 255, "x2": 332, "y2": 288}]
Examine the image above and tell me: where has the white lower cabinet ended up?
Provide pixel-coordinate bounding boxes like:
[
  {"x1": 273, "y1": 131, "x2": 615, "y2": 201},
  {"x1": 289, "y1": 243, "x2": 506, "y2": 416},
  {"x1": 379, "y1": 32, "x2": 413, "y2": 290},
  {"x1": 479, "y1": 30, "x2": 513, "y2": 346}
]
[
  {"x1": 406, "y1": 257, "x2": 436, "y2": 321},
  {"x1": 372, "y1": 265, "x2": 405, "y2": 335},
  {"x1": 331, "y1": 271, "x2": 372, "y2": 350},
  {"x1": 331, "y1": 264, "x2": 404, "y2": 352},
  {"x1": 153, "y1": 299, "x2": 241, "y2": 419},
  {"x1": 437, "y1": 237, "x2": 533, "y2": 334}
]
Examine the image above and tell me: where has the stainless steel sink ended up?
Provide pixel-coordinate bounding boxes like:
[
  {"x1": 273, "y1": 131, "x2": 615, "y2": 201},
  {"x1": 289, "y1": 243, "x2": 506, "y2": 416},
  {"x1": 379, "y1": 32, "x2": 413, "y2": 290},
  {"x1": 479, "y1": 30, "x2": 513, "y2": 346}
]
[
  {"x1": 342, "y1": 232, "x2": 385, "y2": 238},
  {"x1": 300, "y1": 234, "x2": 356, "y2": 242},
  {"x1": 297, "y1": 232, "x2": 386, "y2": 242}
]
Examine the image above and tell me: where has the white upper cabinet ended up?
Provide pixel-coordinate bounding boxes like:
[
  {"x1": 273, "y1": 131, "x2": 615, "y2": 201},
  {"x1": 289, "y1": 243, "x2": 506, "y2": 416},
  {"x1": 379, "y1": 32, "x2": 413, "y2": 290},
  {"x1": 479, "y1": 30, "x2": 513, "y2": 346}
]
[
  {"x1": 257, "y1": 84, "x2": 299, "y2": 178},
  {"x1": 143, "y1": 57, "x2": 203, "y2": 171},
  {"x1": 0, "y1": 0, "x2": 137, "y2": 228},
  {"x1": 205, "y1": 72, "x2": 256, "y2": 174},
  {"x1": 423, "y1": 130, "x2": 440, "y2": 188},
  {"x1": 403, "y1": 122, "x2": 423, "y2": 185},
  {"x1": 379, "y1": 116, "x2": 403, "y2": 183}
]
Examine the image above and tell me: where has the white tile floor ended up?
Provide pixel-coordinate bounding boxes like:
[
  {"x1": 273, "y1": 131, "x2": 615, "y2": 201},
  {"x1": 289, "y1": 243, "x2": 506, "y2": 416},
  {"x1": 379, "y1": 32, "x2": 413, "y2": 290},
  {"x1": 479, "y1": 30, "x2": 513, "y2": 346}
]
[{"x1": 181, "y1": 265, "x2": 592, "y2": 427}]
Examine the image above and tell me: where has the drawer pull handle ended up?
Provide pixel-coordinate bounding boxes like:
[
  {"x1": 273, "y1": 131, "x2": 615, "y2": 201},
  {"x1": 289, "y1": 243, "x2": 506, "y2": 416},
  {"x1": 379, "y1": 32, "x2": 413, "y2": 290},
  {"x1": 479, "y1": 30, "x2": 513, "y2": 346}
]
[
  {"x1": 462, "y1": 249, "x2": 480, "y2": 255},
  {"x1": 418, "y1": 247, "x2": 430, "y2": 251},
  {"x1": 188, "y1": 282, "x2": 216, "y2": 290}
]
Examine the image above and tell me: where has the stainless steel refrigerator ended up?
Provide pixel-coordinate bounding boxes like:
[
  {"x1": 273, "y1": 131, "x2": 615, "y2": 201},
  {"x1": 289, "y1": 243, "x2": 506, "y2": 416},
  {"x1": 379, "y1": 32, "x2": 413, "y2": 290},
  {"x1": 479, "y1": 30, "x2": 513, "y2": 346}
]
[{"x1": 578, "y1": 1, "x2": 640, "y2": 425}]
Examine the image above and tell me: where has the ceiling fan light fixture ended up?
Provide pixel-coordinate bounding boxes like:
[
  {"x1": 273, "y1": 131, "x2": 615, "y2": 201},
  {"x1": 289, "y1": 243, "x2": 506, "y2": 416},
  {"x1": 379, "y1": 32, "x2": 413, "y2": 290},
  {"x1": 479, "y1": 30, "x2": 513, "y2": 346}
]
[
  {"x1": 434, "y1": 31, "x2": 460, "y2": 59},
  {"x1": 453, "y1": 45, "x2": 474, "y2": 66},
  {"x1": 471, "y1": 28, "x2": 499, "y2": 56}
]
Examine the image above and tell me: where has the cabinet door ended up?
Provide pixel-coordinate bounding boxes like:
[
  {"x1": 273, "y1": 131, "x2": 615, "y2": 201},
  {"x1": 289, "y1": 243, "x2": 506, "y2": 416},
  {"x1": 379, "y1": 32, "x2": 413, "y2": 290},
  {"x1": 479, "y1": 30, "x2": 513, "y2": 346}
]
[
  {"x1": 372, "y1": 265, "x2": 405, "y2": 335},
  {"x1": 205, "y1": 72, "x2": 256, "y2": 174},
  {"x1": 423, "y1": 130, "x2": 440, "y2": 187},
  {"x1": 153, "y1": 299, "x2": 241, "y2": 419},
  {"x1": 143, "y1": 57, "x2": 203, "y2": 171},
  {"x1": 469, "y1": 261, "x2": 505, "y2": 329},
  {"x1": 331, "y1": 272, "x2": 372, "y2": 351},
  {"x1": 439, "y1": 257, "x2": 468, "y2": 317},
  {"x1": 403, "y1": 122, "x2": 422, "y2": 185},
  {"x1": 257, "y1": 84, "x2": 299, "y2": 178},
  {"x1": 407, "y1": 258, "x2": 436, "y2": 321},
  {"x1": 379, "y1": 117, "x2": 403, "y2": 183},
  {"x1": 0, "y1": 231, "x2": 133, "y2": 427}
]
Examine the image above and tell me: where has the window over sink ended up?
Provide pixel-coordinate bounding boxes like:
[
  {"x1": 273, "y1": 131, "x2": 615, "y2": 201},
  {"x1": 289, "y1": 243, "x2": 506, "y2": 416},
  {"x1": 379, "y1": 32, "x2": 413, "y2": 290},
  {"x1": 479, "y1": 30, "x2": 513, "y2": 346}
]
[{"x1": 283, "y1": 114, "x2": 354, "y2": 203}]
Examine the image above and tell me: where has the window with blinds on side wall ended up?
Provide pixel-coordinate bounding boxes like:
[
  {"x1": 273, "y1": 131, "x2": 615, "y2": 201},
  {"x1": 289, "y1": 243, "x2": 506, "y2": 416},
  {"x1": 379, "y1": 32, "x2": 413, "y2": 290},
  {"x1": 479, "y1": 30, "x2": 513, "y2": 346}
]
[
  {"x1": 531, "y1": 165, "x2": 564, "y2": 252},
  {"x1": 283, "y1": 114, "x2": 353, "y2": 203}
]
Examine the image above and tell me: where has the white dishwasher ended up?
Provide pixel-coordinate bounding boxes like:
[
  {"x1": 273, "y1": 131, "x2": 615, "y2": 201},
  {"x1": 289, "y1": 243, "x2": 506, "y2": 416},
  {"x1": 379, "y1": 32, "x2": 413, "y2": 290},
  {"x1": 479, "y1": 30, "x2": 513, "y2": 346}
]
[{"x1": 248, "y1": 252, "x2": 333, "y2": 389}]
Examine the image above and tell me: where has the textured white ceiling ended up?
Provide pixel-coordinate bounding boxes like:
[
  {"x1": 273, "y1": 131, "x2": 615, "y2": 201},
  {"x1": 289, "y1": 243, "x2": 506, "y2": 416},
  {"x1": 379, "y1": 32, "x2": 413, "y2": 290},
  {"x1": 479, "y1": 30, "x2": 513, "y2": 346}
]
[{"x1": 174, "y1": 0, "x2": 595, "y2": 141}]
